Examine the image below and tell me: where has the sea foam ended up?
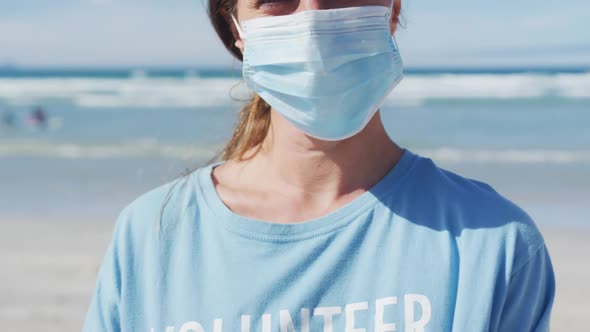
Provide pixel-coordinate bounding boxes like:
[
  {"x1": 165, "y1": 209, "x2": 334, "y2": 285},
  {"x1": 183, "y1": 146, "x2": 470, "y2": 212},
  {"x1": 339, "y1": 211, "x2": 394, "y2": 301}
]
[
  {"x1": 1, "y1": 139, "x2": 589, "y2": 164},
  {"x1": 1, "y1": 72, "x2": 589, "y2": 108}
]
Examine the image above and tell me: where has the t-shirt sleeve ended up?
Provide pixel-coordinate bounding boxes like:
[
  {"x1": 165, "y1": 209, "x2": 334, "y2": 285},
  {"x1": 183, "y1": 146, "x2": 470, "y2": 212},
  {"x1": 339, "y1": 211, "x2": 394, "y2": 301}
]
[
  {"x1": 82, "y1": 209, "x2": 128, "y2": 332},
  {"x1": 496, "y1": 242, "x2": 556, "y2": 332}
]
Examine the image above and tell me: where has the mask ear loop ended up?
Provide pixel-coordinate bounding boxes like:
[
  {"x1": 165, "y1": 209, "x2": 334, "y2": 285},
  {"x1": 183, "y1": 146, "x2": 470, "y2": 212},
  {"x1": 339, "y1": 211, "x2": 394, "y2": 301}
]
[
  {"x1": 385, "y1": 0, "x2": 394, "y2": 20},
  {"x1": 386, "y1": 0, "x2": 400, "y2": 51},
  {"x1": 230, "y1": 13, "x2": 244, "y2": 39}
]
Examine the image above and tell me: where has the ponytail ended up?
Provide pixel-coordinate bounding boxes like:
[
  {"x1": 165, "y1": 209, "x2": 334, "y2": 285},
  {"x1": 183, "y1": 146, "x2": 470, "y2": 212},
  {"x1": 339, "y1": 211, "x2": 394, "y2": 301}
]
[{"x1": 218, "y1": 94, "x2": 271, "y2": 162}]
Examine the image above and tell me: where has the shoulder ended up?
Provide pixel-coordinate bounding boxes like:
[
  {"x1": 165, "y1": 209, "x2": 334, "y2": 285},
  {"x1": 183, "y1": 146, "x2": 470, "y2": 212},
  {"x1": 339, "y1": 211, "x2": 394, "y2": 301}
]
[
  {"x1": 109, "y1": 166, "x2": 206, "y2": 249},
  {"x1": 409, "y1": 153, "x2": 505, "y2": 205},
  {"x1": 407, "y1": 153, "x2": 547, "y2": 272},
  {"x1": 409, "y1": 154, "x2": 527, "y2": 217},
  {"x1": 410, "y1": 154, "x2": 530, "y2": 218}
]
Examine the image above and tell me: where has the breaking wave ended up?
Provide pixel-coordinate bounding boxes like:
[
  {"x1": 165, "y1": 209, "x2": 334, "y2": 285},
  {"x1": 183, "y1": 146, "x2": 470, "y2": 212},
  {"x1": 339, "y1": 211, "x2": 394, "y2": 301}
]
[{"x1": 1, "y1": 72, "x2": 589, "y2": 108}]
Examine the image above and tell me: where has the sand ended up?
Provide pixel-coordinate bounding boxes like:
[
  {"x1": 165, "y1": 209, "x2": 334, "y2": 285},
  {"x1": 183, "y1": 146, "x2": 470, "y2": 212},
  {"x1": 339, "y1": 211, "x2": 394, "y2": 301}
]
[
  {"x1": 542, "y1": 229, "x2": 590, "y2": 331},
  {"x1": 0, "y1": 220, "x2": 587, "y2": 331}
]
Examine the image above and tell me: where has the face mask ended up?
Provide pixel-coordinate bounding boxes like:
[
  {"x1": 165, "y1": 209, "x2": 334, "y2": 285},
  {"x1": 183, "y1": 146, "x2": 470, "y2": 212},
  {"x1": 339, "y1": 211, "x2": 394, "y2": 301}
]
[{"x1": 231, "y1": 5, "x2": 403, "y2": 141}]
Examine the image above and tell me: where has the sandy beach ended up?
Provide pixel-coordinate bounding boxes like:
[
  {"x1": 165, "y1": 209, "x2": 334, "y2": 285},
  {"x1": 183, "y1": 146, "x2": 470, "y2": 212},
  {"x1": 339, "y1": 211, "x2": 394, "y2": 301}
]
[
  {"x1": 0, "y1": 219, "x2": 114, "y2": 332},
  {"x1": 0, "y1": 219, "x2": 587, "y2": 331}
]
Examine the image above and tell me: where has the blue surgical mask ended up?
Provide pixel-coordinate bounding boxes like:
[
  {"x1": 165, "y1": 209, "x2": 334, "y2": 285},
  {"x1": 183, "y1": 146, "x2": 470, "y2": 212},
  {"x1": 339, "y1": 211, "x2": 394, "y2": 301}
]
[{"x1": 232, "y1": 5, "x2": 403, "y2": 141}]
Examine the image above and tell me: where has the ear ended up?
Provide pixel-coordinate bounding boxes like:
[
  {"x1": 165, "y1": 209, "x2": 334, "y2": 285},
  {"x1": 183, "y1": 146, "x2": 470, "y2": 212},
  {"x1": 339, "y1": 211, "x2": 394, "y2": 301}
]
[
  {"x1": 389, "y1": 0, "x2": 402, "y2": 35},
  {"x1": 226, "y1": 11, "x2": 245, "y2": 54},
  {"x1": 228, "y1": 11, "x2": 244, "y2": 54}
]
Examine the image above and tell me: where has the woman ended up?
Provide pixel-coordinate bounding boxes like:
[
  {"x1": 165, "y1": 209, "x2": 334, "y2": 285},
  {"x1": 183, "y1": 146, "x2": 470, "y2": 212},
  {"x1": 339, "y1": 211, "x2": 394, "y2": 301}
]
[{"x1": 83, "y1": 0, "x2": 555, "y2": 331}]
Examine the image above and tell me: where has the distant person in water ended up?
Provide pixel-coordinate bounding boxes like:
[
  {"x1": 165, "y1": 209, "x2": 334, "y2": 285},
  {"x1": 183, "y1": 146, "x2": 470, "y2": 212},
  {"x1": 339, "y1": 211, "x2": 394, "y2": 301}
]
[{"x1": 25, "y1": 106, "x2": 48, "y2": 129}]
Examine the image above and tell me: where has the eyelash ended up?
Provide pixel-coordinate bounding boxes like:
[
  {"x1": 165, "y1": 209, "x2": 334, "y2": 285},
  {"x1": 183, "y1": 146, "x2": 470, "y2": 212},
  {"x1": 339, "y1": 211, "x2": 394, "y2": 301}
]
[
  {"x1": 257, "y1": 0, "x2": 281, "y2": 4},
  {"x1": 252, "y1": 0, "x2": 286, "y2": 9}
]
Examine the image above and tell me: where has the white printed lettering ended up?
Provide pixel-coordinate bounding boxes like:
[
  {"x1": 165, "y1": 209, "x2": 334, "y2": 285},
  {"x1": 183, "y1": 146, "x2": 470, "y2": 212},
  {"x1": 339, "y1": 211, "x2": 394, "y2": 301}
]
[
  {"x1": 241, "y1": 315, "x2": 251, "y2": 332},
  {"x1": 149, "y1": 327, "x2": 175, "y2": 332},
  {"x1": 314, "y1": 306, "x2": 342, "y2": 332},
  {"x1": 150, "y1": 293, "x2": 432, "y2": 332},
  {"x1": 404, "y1": 294, "x2": 431, "y2": 332},
  {"x1": 213, "y1": 319, "x2": 223, "y2": 332},
  {"x1": 345, "y1": 302, "x2": 368, "y2": 332},
  {"x1": 301, "y1": 308, "x2": 310, "y2": 332},
  {"x1": 262, "y1": 313, "x2": 271, "y2": 332},
  {"x1": 375, "y1": 297, "x2": 397, "y2": 332},
  {"x1": 178, "y1": 321, "x2": 205, "y2": 332},
  {"x1": 280, "y1": 310, "x2": 296, "y2": 332}
]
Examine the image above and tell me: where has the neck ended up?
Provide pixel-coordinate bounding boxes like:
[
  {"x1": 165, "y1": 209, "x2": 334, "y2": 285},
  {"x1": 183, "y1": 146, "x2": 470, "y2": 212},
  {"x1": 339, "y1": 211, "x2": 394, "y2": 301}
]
[{"x1": 242, "y1": 108, "x2": 403, "y2": 197}]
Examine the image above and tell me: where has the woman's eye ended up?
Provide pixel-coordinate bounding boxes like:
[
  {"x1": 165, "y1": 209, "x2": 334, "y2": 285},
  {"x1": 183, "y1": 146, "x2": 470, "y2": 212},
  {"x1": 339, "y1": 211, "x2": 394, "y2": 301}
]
[
  {"x1": 253, "y1": 0, "x2": 295, "y2": 11},
  {"x1": 255, "y1": 0, "x2": 282, "y2": 7},
  {"x1": 249, "y1": 0, "x2": 297, "y2": 15}
]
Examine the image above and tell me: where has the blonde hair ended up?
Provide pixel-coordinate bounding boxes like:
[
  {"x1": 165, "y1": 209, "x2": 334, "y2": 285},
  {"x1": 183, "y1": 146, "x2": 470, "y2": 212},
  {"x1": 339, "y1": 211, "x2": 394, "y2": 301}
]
[{"x1": 217, "y1": 93, "x2": 271, "y2": 162}]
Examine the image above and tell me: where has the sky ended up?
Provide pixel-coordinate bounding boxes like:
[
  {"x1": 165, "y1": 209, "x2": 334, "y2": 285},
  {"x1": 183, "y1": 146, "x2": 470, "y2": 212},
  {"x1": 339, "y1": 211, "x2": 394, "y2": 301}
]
[{"x1": 1, "y1": 0, "x2": 589, "y2": 68}]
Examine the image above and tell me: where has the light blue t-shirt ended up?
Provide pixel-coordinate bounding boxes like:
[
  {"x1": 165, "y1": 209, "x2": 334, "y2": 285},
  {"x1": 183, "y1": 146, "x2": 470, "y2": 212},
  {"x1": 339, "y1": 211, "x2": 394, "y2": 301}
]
[{"x1": 83, "y1": 148, "x2": 555, "y2": 332}]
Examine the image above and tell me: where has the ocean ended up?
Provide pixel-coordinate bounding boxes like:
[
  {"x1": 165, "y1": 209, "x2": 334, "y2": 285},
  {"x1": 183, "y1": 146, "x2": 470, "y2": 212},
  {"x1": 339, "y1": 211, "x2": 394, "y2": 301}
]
[{"x1": 1, "y1": 67, "x2": 589, "y2": 228}]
